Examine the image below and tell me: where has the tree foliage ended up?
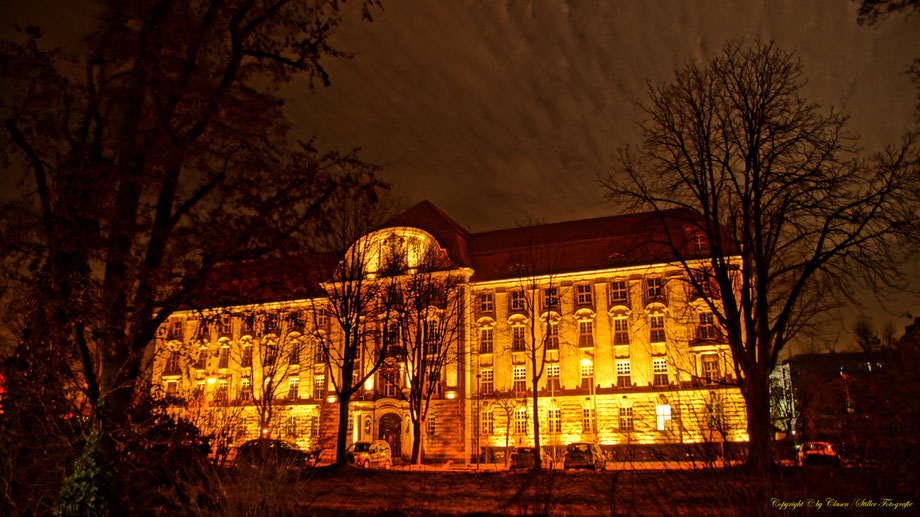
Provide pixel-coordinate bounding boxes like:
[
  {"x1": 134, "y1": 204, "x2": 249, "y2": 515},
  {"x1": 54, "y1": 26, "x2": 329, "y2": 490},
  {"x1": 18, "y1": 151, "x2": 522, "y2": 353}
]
[
  {"x1": 1, "y1": 0, "x2": 381, "y2": 510},
  {"x1": 604, "y1": 40, "x2": 917, "y2": 470}
]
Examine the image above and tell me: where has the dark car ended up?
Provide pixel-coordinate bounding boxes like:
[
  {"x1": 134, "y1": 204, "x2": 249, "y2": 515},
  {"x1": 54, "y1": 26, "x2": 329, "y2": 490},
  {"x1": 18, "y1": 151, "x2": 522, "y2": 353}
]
[
  {"x1": 235, "y1": 438, "x2": 311, "y2": 469},
  {"x1": 563, "y1": 442, "x2": 606, "y2": 471},
  {"x1": 510, "y1": 447, "x2": 553, "y2": 469}
]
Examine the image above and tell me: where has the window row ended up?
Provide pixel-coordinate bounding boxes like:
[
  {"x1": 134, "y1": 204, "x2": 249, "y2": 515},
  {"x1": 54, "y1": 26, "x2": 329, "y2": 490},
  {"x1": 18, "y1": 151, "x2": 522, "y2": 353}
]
[{"x1": 478, "y1": 357, "x2": 679, "y2": 394}]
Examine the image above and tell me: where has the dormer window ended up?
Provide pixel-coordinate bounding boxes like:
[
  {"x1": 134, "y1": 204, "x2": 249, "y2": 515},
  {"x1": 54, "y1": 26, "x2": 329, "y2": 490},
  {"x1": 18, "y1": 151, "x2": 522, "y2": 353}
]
[
  {"x1": 510, "y1": 291, "x2": 525, "y2": 312},
  {"x1": 480, "y1": 293, "x2": 494, "y2": 313},
  {"x1": 692, "y1": 233, "x2": 708, "y2": 255},
  {"x1": 576, "y1": 284, "x2": 593, "y2": 305}
]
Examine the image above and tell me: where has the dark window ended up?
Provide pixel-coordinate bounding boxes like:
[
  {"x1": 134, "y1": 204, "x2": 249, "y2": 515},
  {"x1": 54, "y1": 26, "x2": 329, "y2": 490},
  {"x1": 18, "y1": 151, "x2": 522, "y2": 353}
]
[
  {"x1": 544, "y1": 288, "x2": 559, "y2": 310},
  {"x1": 578, "y1": 320, "x2": 594, "y2": 348},
  {"x1": 480, "y1": 328, "x2": 493, "y2": 354},
  {"x1": 480, "y1": 293, "x2": 494, "y2": 313},
  {"x1": 609, "y1": 280, "x2": 628, "y2": 304},
  {"x1": 576, "y1": 284, "x2": 592, "y2": 305},
  {"x1": 512, "y1": 326, "x2": 526, "y2": 351},
  {"x1": 218, "y1": 346, "x2": 229, "y2": 369},
  {"x1": 546, "y1": 322, "x2": 559, "y2": 349},
  {"x1": 510, "y1": 291, "x2": 525, "y2": 312},
  {"x1": 650, "y1": 315, "x2": 665, "y2": 343}
]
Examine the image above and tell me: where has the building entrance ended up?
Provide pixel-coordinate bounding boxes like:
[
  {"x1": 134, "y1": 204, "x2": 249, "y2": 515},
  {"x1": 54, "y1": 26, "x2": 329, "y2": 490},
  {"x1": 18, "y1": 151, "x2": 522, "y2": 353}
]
[{"x1": 378, "y1": 413, "x2": 401, "y2": 459}]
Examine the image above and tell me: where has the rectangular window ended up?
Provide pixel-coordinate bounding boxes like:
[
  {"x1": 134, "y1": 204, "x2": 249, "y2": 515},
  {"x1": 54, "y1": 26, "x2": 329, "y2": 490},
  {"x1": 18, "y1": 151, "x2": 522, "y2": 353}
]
[
  {"x1": 613, "y1": 317, "x2": 629, "y2": 345},
  {"x1": 424, "y1": 319, "x2": 441, "y2": 354},
  {"x1": 165, "y1": 381, "x2": 178, "y2": 397},
  {"x1": 512, "y1": 326, "x2": 526, "y2": 351},
  {"x1": 513, "y1": 366, "x2": 527, "y2": 392},
  {"x1": 263, "y1": 342, "x2": 277, "y2": 366},
  {"x1": 510, "y1": 291, "x2": 525, "y2": 311},
  {"x1": 290, "y1": 340, "x2": 300, "y2": 365},
  {"x1": 578, "y1": 320, "x2": 594, "y2": 348},
  {"x1": 619, "y1": 407, "x2": 634, "y2": 431},
  {"x1": 480, "y1": 328, "x2": 493, "y2": 354},
  {"x1": 480, "y1": 293, "x2": 494, "y2": 313},
  {"x1": 263, "y1": 313, "x2": 279, "y2": 334},
  {"x1": 707, "y1": 400, "x2": 724, "y2": 430},
  {"x1": 219, "y1": 315, "x2": 232, "y2": 335},
  {"x1": 241, "y1": 343, "x2": 252, "y2": 368},
  {"x1": 164, "y1": 352, "x2": 181, "y2": 375},
  {"x1": 168, "y1": 320, "x2": 183, "y2": 340},
  {"x1": 647, "y1": 278, "x2": 663, "y2": 298},
  {"x1": 546, "y1": 364, "x2": 560, "y2": 392},
  {"x1": 702, "y1": 354, "x2": 720, "y2": 383},
  {"x1": 195, "y1": 380, "x2": 206, "y2": 399},
  {"x1": 313, "y1": 376, "x2": 326, "y2": 400},
  {"x1": 316, "y1": 309, "x2": 328, "y2": 326},
  {"x1": 693, "y1": 270, "x2": 711, "y2": 297},
  {"x1": 288, "y1": 377, "x2": 299, "y2": 400},
  {"x1": 544, "y1": 287, "x2": 558, "y2": 310},
  {"x1": 576, "y1": 284, "x2": 593, "y2": 305},
  {"x1": 216, "y1": 380, "x2": 228, "y2": 403},
  {"x1": 609, "y1": 280, "x2": 628, "y2": 304},
  {"x1": 617, "y1": 361, "x2": 631, "y2": 388},
  {"x1": 347, "y1": 413, "x2": 354, "y2": 433},
  {"x1": 480, "y1": 369, "x2": 493, "y2": 395},
  {"x1": 583, "y1": 408, "x2": 596, "y2": 434},
  {"x1": 196, "y1": 347, "x2": 208, "y2": 370},
  {"x1": 382, "y1": 369, "x2": 400, "y2": 398},
  {"x1": 218, "y1": 346, "x2": 229, "y2": 369},
  {"x1": 546, "y1": 321, "x2": 559, "y2": 349},
  {"x1": 514, "y1": 408, "x2": 528, "y2": 435},
  {"x1": 656, "y1": 405, "x2": 672, "y2": 431},
  {"x1": 698, "y1": 312, "x2": 717, "y2": 340},
  {"x1": 426, "y1": 413, "x2": 436, "y2": 434},
  {"x1": 285, "y1": 415, "x2": 298, "y2": 438},
  {"x1": 650, "y1": 315, "x2": 666, "y2": 343},
  {"x1": 239, "y1": 379, "x2": 251, "y2": 401},
  {"x1": 314, "y1": 339, "x2": 325, "y2": 364},
  {"x1": 580, "y1": 360, "x2": 594, "y2": 389},
  {"x1": 547, "y1": 408, "x2": 562, "y2": 434},
  {"x1": 482, "y1": 411, "x2": 494, "y2": 435},
  {"x1": 653, "y1": 358, "x2": 669, "y2": 386},
  {"x1": 693, "y1": 234, "x2": 708, "y2": 255}
]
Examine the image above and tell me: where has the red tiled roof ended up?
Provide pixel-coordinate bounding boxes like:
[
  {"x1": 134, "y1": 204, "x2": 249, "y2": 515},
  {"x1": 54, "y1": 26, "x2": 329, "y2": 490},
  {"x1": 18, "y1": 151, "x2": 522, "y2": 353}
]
[{"x1": 193, "y1": 202, "x2": 710, "y2": 307}]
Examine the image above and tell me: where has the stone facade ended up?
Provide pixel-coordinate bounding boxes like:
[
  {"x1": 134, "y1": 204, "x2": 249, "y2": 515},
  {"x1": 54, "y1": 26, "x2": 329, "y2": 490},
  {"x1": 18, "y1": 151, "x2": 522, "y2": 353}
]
[{"x1": 153, "y1": 202, "x2": 748, "y2": 463}]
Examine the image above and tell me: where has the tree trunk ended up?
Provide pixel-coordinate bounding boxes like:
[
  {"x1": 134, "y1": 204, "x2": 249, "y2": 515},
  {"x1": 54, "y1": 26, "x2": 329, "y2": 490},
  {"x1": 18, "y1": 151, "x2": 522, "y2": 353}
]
[
  {"x1": 335, "y1": 396, "x2": 350, "y2": 466},
  {"x1": 411, "y1": 417, "x2": 424, "y2": 464},
  {"x1": 531, "y1": 387, "x2": 542, "y2": 470},
  {"x1": 743, "y1": 375, "x2": 774, "y2": 473}
]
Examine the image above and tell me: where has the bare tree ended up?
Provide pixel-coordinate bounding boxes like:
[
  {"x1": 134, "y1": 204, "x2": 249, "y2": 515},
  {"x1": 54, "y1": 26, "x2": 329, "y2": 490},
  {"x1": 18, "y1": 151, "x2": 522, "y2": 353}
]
[
  {"x1": 484, "y1": 390, "x2": 527, "y2": 468},
  {"x1": 505, "y1": 222, "x2": 566, "y2": 470},
  {"x1": 381, "y1": 238, "x2": 464, "y2": 464},
  {"x1": 309, "y1": 190, "x2": 393, "y2": 466},
  {"x1": 604, "y1": 40, "x2": 916, "y2": 471}
]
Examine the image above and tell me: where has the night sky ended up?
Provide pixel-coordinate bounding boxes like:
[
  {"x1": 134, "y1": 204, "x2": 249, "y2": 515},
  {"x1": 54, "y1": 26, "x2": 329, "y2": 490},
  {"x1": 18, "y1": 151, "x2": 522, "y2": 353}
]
[{"x1": 5, "y1": 0, "x2": 920, "y2": 340}]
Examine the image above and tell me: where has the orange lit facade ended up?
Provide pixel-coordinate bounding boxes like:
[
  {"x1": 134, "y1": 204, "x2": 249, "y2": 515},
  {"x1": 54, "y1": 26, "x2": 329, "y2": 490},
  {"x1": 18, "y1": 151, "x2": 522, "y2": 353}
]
[{"x1": 153, "y1": 201, "x2": 748, "y2": 463}]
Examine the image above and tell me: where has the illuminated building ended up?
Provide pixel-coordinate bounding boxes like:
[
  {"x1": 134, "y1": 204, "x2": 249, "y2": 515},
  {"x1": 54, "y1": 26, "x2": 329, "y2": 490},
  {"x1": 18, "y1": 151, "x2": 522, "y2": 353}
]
[{"x1": 154, "y1": 201, "x2": 748, "y2": 463}]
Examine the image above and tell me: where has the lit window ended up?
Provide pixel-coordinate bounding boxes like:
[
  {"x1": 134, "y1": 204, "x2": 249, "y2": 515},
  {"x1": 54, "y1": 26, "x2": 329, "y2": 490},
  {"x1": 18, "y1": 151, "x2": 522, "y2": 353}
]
[
  {"x1": 480, "y1": 369, "x2": 493, "y2": 395},
  {"x1": 576, "y1": 284, "x2": 593, "y2": 305},
  {"x1": 510, "y1": 291, "x2": 525, "y2": 311},
  {"x1": 656, "y1": 405, "x2": 672, "y2": 431},
  {"x1": 583, "y1": 407, "x2": 596, "y2": 434},
  {"x1": 617, "y1": 361, "x2": 631, "y2": 388},
  {"x1": 546, "y1": 364, "x2": 560, "y2": 391},
  {"x1": 313, "y1": 376, "x2": 326, "y2": 399},
  {"x1": 482, "y1": 411, "x2": 494, "y2": 435},
  {"x1": 698, "y1": 312, "x2": 717, "y2": 340},
  {"x1": 654, "y1": 358, "x2": 669, "y2": 386},
  {"x1": 702, "y1": 355, "x2": 720, "y2": 383},
  {"x1": 647, "y1": 278, "x2": 663, "y2": 298},
  {"x1": 513, "y1": 366, "x2": 527, "y2": 392},
  {"x1": 480, "y1": 328, "x2": 493, "y2": 354},
  {"x1": 619, "y1": 407, "x2": 634, "y2": 431},
  {"x1": 426, "y1": 413, "x2": 436, "y2": 434},
  {"x1": 578, "y1": 320, "x2": 594, "y2": 348},
  {"x1": 613, "y1": 317, "x2": 629, "y2": 345},
  {"x1": 239, "y1": 379, "x2": 251, "y2": 401},
  {"x1": 544, "y1": 288, "x2": 559, "y2": 310},
  {"x1": 347, "y1": 413, "x2": 354, "y2": 433},
  {"x1": 241, "y1": 342, "x2": 252, "y2": 368},
  {"x1": 194, "y1": 380, "x2": 206, "y2": 399},
  {"x1": 547, "y1": 408, "x2": 562, "y2": 434},
  {"x1": 609, "y1": 280, "x2": 628, "y2": 304},
  {"x1": 512, "y1": 326, "x2": 526, "y2": 351},
  {"x1": 288, "y1": 377, "x2": 299, "y2": 400},
  {"x1": 650, "y1": 315, "x2": 665, "y2": 343},
  {"x1": 480, "y1": 293, "x2": 494, "y2": 313},
  {"x1": 216, "y1": 380, "x2": 228, "y2": 403},
  {"x1": 514, "y1": 408, "x2": 528, "y2": 434},
  {"x1": 546, "y1": 321, "x2": 559, "y2": 350},
  {"x1": 580, "y1": 360, "x2": 594, "y2": 389}
]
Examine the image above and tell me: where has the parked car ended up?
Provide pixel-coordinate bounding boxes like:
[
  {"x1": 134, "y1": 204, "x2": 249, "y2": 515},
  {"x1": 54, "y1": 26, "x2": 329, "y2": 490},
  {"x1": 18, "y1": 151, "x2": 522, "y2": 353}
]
[
  {"x1": 798, "y1": 441, "x2": 840, "y2": 467},
  {"x1": 510, "y1": 447, "x2": 553, "y2": 469},
  {"x1": 346, "y1": 440, "x2": 392, "y2": 469},
  {"x1": 235, "y1": 438, "x2": 311, "y2": 469},
  {"x1": 563, "y1": 442, "x2": 606, "y2": 471}
]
